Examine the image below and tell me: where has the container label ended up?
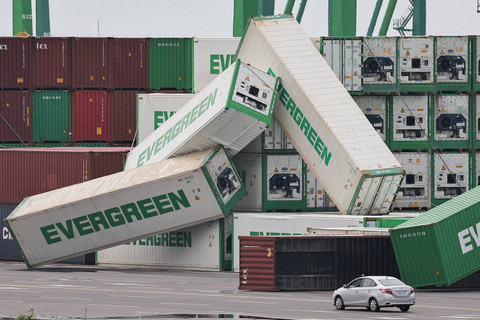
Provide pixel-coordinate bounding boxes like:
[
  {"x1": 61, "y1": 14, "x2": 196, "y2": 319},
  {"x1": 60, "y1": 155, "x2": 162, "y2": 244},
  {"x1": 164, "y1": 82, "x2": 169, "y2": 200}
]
[
  {"x1": 210, "y1": 54, "x2": 235, "y2": 75},
  {"x1": 458, "y1": 222, "x2": 480, "y2": 254},
  {"x1": 125, "y1": 231, "x2": 192, "y2": 247},
  {"x1": 154, "y1": 111, "x2": 176, "y2": 130},
  {"x1": 0, "y1": 44, "x2": 8, "y2": 50},
  {"x1": 39, "y1": 189, "x2": 191, "y2": 245}
]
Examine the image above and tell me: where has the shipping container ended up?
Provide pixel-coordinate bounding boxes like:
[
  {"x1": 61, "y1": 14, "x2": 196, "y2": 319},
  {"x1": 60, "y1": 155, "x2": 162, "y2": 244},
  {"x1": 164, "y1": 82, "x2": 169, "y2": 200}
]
[
  {"x1": 476, "y1": 95, "x2": 480, "y2": 146},
  {"x1": 33, "y1": 37, "x2": 71, "y2": 89},
  {"x1": 475, "y1": 36, "x2": 480, "y2": 92},
  {"x1": 476, "y1": 152, "x2": 480, "y2": 187},
  {"x1": 435, "y1": 36, "x2": 470, "y2": 92},
  {"x1": 125, "y1": 60, "x2": 279, "y2": 170},
  {"x1": 352, "y1": 95, "x2": 387, "y2": 141},
  {"x1": 321, "y1": 37, "x2": 362, "y2": 92},
  {"x1": 390, "y1": 186, "x2": 480, "y2": 288},
  {"x1": 0, "y1": 91, "x2": 32, "y2": 143},
  {"x1": 6, "y1": 146, "x2": 246, "y2": 268},
  {"x1": 110, "y1": 38, "x2": 148, "y2": 90},
  {"x1": 236, "y1": 15, "x2": 404, "y2": 215},
  {"x1": 393, "y1": 152, "x2": 431, "y2": 211},
  {"x1": 310, "y1": 37, "x2": 321, "y2": 51},
  {"x1": 362, "y1": 37, "x2": 397, "y2": 93},
  {"x1": 432, "y1": 152, "x2": 469, "y2": 205},
  {"x1": 389, "y1": 95, "x2": 431, "y2": 151},
  {"x1": 398, "y1": 37, "x2": 434, "y2": 92},
  {"x1": 110, "y1": 91, "x2": 137, "y2": 143},
  {"x1": 232, "y1": 153, "x2": 263, "y2": 212},
  {"x1": 363, "y1": 215, "x2": 418, "y2": 228},
  {"x1": 263, "y1": 119, "x2": 295, "y2": 152},
  {"x1": 0, "y1": 37, "x2": 32, "y2": 89},
  {"x1": 149, "y1": 38, "x2": 194, "y2": 92},
  {"x1": 232, "y1": 212, "x2": 367, "y2": 272},
  {"x1": 32, "y1": 90, "x2": 71, "y2": 142},
  {"x1": 433, "y1": 94, "x2": 468, "y2": 149},
  {"x1": 0, "y1": 147, "x2": 130, "y2": 205},
  {"x1": 136, "y1": 93, "x2": 195, "y2": 143},
  {"x1": 306, "y1": 166, "x2": 336, "y2": 210},
  {"x1": 72, "y1": 38, "x2": 109, "y2": 89},
  {"x1": 194, "y1": 38, "x2": 240, "y2": 92},
  {"x1": 71, "y1": 90, "x2": 110, "y2": 142},
  {"x1": 238, "y1": 234, "x2": 398, "y2": 291}
]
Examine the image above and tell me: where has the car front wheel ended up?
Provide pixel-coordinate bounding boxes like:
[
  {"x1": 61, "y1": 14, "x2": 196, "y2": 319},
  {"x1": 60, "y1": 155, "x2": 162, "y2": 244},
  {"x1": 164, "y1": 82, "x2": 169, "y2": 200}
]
[
  {"x1": 334, "y1": 296, "x2": 345, "y2": 310},
  {"x1": 369, "y1": 298, "x2": 380, "y2": 312},
  {"x1": 399, "y1": 305, "x2": 410, "y2": 312}
]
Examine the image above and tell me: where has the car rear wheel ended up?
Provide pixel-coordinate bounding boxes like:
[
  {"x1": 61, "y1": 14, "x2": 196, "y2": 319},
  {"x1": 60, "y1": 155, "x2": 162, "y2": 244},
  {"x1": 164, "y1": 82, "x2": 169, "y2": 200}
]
[
  {"x1": 399, "y1": 305, "x2": 410, "y2": 312},
  {"x1": 369, "y1": 298, "x2": 380, "y2": 312},
  {"x1": 334, "y1": 296, "x2": 345, "y2": 310}
]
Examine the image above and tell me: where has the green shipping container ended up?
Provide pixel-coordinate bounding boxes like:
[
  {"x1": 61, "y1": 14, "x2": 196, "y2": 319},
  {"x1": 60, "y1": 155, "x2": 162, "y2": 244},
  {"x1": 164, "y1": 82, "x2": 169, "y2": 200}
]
[
  {"x1": 33, "y1": 90, "x2": 71, "y2": 143},
  {"x1": 149, "y1": 38, "x2": 194, "y2": 92},
  {"x1": 364, "y1": 216, "x2": 411, "y2": 228},
  {"x1": 390, "y1": 186, "x2": 480, "y2": 288}
]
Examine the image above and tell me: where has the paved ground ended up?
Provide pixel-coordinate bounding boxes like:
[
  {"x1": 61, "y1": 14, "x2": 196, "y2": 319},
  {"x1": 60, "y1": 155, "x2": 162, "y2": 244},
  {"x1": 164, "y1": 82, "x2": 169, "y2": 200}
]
[{"x1": 0, "y1": 262, "x2": 479, "y2": 320}]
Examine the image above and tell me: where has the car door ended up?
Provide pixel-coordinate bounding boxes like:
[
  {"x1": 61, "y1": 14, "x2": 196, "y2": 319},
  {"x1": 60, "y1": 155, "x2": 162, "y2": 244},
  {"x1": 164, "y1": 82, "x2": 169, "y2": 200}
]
[
  {"x1": 356, "y1": 278, "x2": 377, "y2": 306},
  {"x1": 342, "y1": 278, "x2": 364, "y2": 306}
]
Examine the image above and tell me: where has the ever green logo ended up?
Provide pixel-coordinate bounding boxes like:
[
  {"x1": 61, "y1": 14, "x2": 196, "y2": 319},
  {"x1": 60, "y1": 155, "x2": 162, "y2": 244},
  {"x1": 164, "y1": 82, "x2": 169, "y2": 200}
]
[
  {"x1": 210, "y1": 54, "x2": 235, "y2": 74},
  {"x1": 154, "y1": 111, "x2": 176, "y2": 130}
]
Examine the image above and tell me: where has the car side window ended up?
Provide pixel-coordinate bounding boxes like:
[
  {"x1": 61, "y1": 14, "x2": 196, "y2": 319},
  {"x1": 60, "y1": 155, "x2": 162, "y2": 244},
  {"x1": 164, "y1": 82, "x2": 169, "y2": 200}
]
[
  {"x1": 362, "y1": 279, "x2": 376, "y2": 287},
  {"x1": 348, "y1": 279, "x2": 363, "y2": 288}
]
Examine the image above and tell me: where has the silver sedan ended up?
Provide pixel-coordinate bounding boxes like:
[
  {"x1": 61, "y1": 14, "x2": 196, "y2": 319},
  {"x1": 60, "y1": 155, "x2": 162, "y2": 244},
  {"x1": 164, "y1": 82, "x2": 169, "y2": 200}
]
[{"x1": 332, "y1": 275, "x2": 415, "y2": 312}]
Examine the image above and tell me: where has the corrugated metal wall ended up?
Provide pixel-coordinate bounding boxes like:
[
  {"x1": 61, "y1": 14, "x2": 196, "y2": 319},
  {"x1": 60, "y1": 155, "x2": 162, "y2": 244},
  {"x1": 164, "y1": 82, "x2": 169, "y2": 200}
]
[
  {"x1": 72, "y1": 90, "x2": 110, "y2": 142},
  {"x1": 110, "y1": 91, "x2": 137, "y2": 143},
  {"x1": 33, "y1": 90, "x2": 71, "y2": 142},
  {"x1": 72, "y1": 38, "x2": 109, "y2": 89},
  {"x1": 110, "y1": 38, "x2": 148, "y2": 90},
  {"x1": 0, "y1": 91, "x2": 32, "y2": 143},
  {"x1": 0, "y1": 37, "x2": 32, "y2": 89},
  {"x1": 34, "y1": 37, "x2": 71, "y2": 89}
]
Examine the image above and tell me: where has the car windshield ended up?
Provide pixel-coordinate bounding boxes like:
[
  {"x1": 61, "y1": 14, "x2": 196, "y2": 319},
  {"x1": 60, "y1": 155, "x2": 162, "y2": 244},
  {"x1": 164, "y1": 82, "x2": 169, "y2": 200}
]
[{"x1": 378, "y1": 278, "x2": 405, "y2": 286}]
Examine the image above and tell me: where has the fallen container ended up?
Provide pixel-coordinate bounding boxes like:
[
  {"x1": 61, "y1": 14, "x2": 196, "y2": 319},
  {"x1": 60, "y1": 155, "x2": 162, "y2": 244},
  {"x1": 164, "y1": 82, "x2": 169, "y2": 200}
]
[
  {"x1": 6, "y1": 146, "x2": 245, "y2": 268},
  {"x1": 236, "y1": 15, "x2": 403, "y2": 215},
  {"x1": 124, "y1": 60, "x2": 279, "y2": 170}
]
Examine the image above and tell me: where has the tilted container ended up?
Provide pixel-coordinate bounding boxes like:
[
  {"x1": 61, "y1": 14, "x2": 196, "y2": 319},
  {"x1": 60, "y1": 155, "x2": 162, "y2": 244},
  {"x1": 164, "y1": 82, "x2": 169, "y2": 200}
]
[
  {"x1": 34, "y1": 37, "x2": 71, "y2": 89},
  {"x1": 110, "y1": 38, "x2": 148, "y2": 90},
  {"x1": 6, "y1": 146, "x2": 246, "y2": 268},
  {"x1": 71, "y1": 90, "x2": 110, "y2": 142},
  {"x1": 0, "y1": 91, "x2": 32, "y2": 143},
  {"x1": 362, "y1": 37, "x2": 397, "y2": 93},
  {"x1": 33, "y1": 90, "x2": 71, "y2": 143},
  {"x1": 72, "y1": 38, "x2": 109, "y2": 89},
  {"x1": 125, "y1": 60, "x2": 279, "y2": 170},
  {"x1": 236, "y1": 15, "x2": 404, "y2": 215},
  {"x1": 0, "y1": 37, "x2": 32, "y2": 89}
]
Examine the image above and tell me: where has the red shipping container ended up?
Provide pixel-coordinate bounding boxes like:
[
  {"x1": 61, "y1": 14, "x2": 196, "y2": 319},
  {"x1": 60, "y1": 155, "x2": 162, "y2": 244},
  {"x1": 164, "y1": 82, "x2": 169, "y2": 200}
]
[
  {"x1": 0, "y1": 147, "x2": 130, "y2": 205},
  {"x1": 110, "y1": 91, "x2": 137, "y2": 142},
  {"x1": 72, "y1": 91, "x2": 110, "y2": 142},
  {"x1": 34, "y1": 37, "x2": 71, "y2": 89},
  {"x1": 72, "y1": 38, "x2": 109, "y2": 89},
  {"x1": 110, "y1": 38, "x2": 148, "y2": 89},
  {"x1": 0, "y1": 91, "x2": 32, "y2": 143},
  {"x1": 0, "y1": 37, "x2": 33, "y2": 89}
]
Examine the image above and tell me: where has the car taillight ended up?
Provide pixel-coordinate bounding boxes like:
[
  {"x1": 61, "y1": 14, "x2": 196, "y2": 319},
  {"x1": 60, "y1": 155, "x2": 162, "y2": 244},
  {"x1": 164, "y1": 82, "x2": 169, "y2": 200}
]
[
  {"x1": 380, "y1": 288, "x2": 393, "y2": 295},
  {"x1": 411, "y1": 288, "x2": 415, "y2": 294}
]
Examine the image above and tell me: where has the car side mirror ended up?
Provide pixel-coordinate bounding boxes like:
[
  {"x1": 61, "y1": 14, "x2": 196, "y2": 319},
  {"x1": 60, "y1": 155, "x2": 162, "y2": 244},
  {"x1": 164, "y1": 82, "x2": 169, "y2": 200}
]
[{"x1": 343, "y1": 284, "x2": 347, "y2": 288}]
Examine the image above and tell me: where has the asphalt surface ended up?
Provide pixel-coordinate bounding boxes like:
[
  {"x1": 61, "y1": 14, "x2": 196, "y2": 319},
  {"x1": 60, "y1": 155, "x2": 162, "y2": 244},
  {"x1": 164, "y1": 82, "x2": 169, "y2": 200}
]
[{"x1": 0, "y1": 262, "x2": 480, "y2": 320}]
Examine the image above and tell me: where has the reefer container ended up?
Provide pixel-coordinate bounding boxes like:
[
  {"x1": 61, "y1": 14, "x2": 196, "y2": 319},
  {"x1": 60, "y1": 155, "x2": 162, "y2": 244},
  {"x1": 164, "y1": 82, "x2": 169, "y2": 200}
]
[
  {"x1": 194, "y1": 38, "x2": 240, "y2": 92},
  {"x1": 236, "y1": 15, "x2": 404, "y2": 215},
  {"x1": 432, "y1": 152, "x2": 469, "y2": 203},
  {"x1": 71, "y1": 90, "x2": 110, "y2": 142},
  {"x1": 398, "y1": 36, "x2": 434, "y2": 92},
  {"x1": 72, "y1": 38, "x2": 109, "y2": 89},
  {"x1": 0, "y1": 147, "x2": 130, "y2": 205},
  {"x1": 390, "y1": 186, "x2": 480, "y2": 288},
  {"x1": 149, "y1": 38, "x2": 194, "y2": 92},
  {"x1": 110, "y1": 38, "x2": 148, "y2": 90},
  {"x1": 321, "y1": 37, "x2": 362, "y2": 92},
  {"x1": 362, "y1": 37, "x2": 397, "y2": 93},
  {"x1": 125, "y1": 60, "x2": 279, "y2": 170},
  {"x1": 33, "y1": 90, "x2": 71, "y2": 143},
  {"x1": 393, "y1": 152, "x2": 431, "y2": 211},
  {"x1": 0, "y1": 37, "x2": 32, "y2": 89},
  {"x1": 306, "y1": 166, "x2": 336, "y2": 210},
  {"x1": 232, "y1": 212, "x2": 366, "y2": 272},
  {"x1": 238, "y1": 234, "x2": 398, "y2": 291},
  {"x1": 34, "y1": 37, "x2": 71, "y2": 89},
  {"x1": 0, "y1": 91, "x2": 32, "y2": 143},
  {"x1": 435, "y1": 36, "x2": 469, "y2": 92},
  {"x1": 433, "y1": 94, "x2": 468, "y2": 149},
  {"x1": 352, "y1": 95, "x2": 387, "y2": 141},
  {"x1": 390, "y1": 95, "x2": 431, "y2": 151},
  {"x1": 136, "y1": 93, "x2": 195, "y2": 143},
  {"x1": 6, "y1": 146, "x2": 246, "y2": 268},
  {"x1": 232, "y1": 153, "x2": 263, "y2": 212},
  {"x1": 110, "y1": 91, "x2": 137, "y2": 143},
  {"x1": 263, "y1": 119, "x2": 295, "y2": 151}
]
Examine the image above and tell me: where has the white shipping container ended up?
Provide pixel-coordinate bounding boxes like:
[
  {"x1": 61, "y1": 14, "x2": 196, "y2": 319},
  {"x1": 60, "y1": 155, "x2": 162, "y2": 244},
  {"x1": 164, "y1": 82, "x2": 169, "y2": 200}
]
[
  {"x1": 393, "y1": 152, "x2": 431, "y2": 210},
  {"x1": 436, "y1": 36, "x2": 468, "y2": 83},
  {"x1": 97, "y1": 220, "x2": 224, "y2": 271},
  {"x1": 321, "y1": 38, "x2": 363, "y2": 92},
  {"x1": 232, "y1": 153, "x2": 263, "y2": 211},
  {"x1": 353, "y1": 95, "x2": 387, "y2": 141},
  {"x1": 363, "y1": 37, "x2": 396, "y2": 85},
  {"x1": 434, "y1": 95, "x2": 468, "y2": 141},
  {"x1": 137, "y1": 93, "x2": 195, "y2": 143},
  {"x1": 6, "y1": 146, "x2": 246, "y2": 268},
  {"x1": 125, "y1": 60, "x2": 279, "y2": 170},
  {"x1": 265, "y1": 154, "x2": 303, "y2": 203},
  {"x1": 307, "y1": 227, "x2": 390, "y2": 236},
  {"x1": 310, "y1": 37, "x2": 321, "y2": 51},
  {"x1": 194, "y1": 38, "x2": 241, "y2": 92},
  {"x1": 399, "y1": 37, "x2": 434, "y2": 84},
  {"x1": 433, "y1": 153, "x2": 469, "y2": 199},
  {"x1": 392, "y1": 95, "x2": 429, "y2": 141},
  {"x1": 306, "y1": 166, "x2": 336, "y2": 209},
  {"x1": 236, "y1": 16, "x2": 404, "y2": 215},
  {"x1": 263, "y1": 119, "x2": 294, "y2": 151},
  {"x1": 231, "y1": 212, "x2": 367, "y2": 271}
]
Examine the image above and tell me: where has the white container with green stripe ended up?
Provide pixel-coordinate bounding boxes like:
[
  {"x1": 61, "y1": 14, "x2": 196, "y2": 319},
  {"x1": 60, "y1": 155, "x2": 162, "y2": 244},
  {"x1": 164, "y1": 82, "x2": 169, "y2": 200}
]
[
  {"x1": 6, "y1": 146, "x2": 246, "y2": 268},
  {"x1": 125, "y1": 59, "x2": 280, "y2": 170},
  {"x1": 236, "y1": 15, "x2": 404, "y2": 215}
]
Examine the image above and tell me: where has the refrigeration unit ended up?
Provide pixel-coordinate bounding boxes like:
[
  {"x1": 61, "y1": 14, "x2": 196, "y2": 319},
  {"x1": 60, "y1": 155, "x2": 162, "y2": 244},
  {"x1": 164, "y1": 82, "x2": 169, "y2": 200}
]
[
  {"x1": 362, "y1": 37, "x2": 397, "y2": 93},
  {"x1": 353, "y1": 95, "x2": 387, "y2": 141},
  {"x1": 433, "y1": 94, "x2": 468, "y2": 149},
  {"x1": 435, "y1": 36, "x2": 469, "y2": 92},
  {"x1": 432, "y1": 152, "x2": 469, "y2": 205},
  {"x1": 398, "y1": 37, "x2": 434, "y2": 92}
]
